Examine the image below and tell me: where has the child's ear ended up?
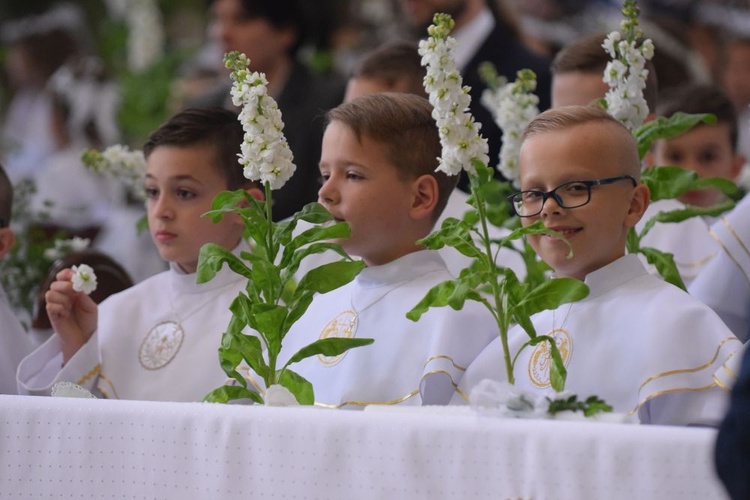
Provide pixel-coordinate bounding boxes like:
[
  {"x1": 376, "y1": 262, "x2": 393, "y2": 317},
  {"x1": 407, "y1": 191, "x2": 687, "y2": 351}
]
[
  {"x1": 625, "y1": 183, "x2": 650, "y2": 228},
  {"x1": 410, "y1": 174, "x2": 439, "y2": 221},
  {"x1": 0, "y1": 228, "x2": 16, "y2": 259}
]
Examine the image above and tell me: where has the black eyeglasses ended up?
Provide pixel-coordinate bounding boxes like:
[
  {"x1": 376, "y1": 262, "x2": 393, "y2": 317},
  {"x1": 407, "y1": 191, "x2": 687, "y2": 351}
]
[{"x1": 508, "y1": 175, "x2": 637, "y2": 217}]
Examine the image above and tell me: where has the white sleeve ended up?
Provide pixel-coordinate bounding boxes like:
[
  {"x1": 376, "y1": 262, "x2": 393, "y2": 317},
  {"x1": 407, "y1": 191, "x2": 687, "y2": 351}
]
[{"x1": 17, "y1": 332, "x2": 101, "y2": 396}]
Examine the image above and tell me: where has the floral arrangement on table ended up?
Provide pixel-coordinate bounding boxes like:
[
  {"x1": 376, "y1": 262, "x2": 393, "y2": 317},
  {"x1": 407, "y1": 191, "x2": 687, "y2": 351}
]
[
  {"x1": 197, "y1": 51, "x2": 372, "y2": 406},
  {"x1": 407, "y1": 14, "x2": 590, "y2": 406}
]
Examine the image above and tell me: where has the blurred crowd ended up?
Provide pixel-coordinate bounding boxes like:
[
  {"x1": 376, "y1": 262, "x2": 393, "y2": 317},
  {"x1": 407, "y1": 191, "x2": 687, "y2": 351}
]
[{"x1": 1, "y1": 0, "x2": 750, "y2": 286}]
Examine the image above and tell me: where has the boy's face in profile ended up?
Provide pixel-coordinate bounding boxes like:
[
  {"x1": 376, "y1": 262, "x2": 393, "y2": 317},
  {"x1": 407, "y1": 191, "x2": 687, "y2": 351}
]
[
  {"x1": 519, "y1": 121, "x2": 647, "y2": 280},
  {"x1": 318, "y1": 120, "x2": 418, "y2": 267},
  {"x1": 653, "y1": 124, "x2": 743, "y2": 207},
  {"x1": 145, "y1": 143, "x2": 242, "y2": 273}
]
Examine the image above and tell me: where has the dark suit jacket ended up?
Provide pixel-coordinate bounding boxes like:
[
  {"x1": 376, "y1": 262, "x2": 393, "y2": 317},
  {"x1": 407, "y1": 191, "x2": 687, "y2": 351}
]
[
  {"x1": 188, "y1": 61, "x2": 344, "y2": 221},
  {"x1": 715, "y1": 345, "x2": 750, "y2": 500},
  {"x1": 459, "y1": 22, "x2": 552, "y2": 191}
]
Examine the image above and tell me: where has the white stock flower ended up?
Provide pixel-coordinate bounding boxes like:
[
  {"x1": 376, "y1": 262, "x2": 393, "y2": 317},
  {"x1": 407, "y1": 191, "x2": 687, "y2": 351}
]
[
  {"x1": 105, "y1": 0, "x2": 164, "y2": 71},
  {"x1": 419, "y1": 14, "x2": 489, "y2": 176},
  {"x1": 84, "y1": 144, "x2": 147, "y2": 200},
  {"x1": 71, "y1": 264, "x2": 98, "y2": 295},
  {"x1": 602, "y1": 0, "x2": 654, "y2": 132},
  {"x1": 264, "y1": 384, "x2": 299, "y2": 406},
  {"x1": 44, "y1": 237, "x2": 91, "y2": 261},
  {"x1": 225, "y1": 52, "x2": 296, "y2": 190},
  {"x1": 481, "y1": 69, "x2": 539, "y2": 187}
]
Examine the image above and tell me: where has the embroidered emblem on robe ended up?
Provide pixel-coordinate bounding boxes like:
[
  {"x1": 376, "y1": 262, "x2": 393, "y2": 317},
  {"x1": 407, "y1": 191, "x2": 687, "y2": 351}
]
[
  {"x1": 528, "y1": 328, "x2": 573, "y2": 388},
  {"x1": 139, "y1": 321, "x2": 184, "y2": 370},
  {"x1": 318, "y1": 310, "x2": 358, "y2": 366}
]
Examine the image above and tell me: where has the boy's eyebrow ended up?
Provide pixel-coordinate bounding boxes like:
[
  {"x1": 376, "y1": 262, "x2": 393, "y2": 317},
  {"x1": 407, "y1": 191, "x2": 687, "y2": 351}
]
[{"x1": 145, "y1": 173, "x2": 203, "y2": 183}]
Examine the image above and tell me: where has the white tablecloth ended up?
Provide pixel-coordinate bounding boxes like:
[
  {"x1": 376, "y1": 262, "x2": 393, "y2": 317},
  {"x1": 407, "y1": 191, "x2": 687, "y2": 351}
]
[{"x1": 0, "y1": 395, "x2": 727, "y2": 499}]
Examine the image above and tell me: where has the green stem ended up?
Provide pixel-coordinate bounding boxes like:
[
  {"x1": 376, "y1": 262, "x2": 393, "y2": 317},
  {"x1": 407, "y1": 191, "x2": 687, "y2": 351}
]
[
  {"x1": 264, "y1": 182, "x2": 274, "y2": 259},
  {"x1": 471, "y1": 175, "x2": 515, "y2": 384}
]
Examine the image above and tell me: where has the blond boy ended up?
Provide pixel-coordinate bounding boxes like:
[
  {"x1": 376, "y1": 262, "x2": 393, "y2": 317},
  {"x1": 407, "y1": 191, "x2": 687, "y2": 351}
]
[
  {"x1": 278, "y1": 93, "x2": 496, "y2": 407},
  {"x1": 457, "y1": 106, "x2": 739, "y2": 425},
  {"x1": 18, "y1": 108, "x2": 263, "y2": 401}
]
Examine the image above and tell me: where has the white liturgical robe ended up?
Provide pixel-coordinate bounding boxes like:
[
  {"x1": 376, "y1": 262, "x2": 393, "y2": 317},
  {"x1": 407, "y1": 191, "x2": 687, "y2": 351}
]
[
  {"x1": 0, "y1": 284, "x2": 32, "y2": 394},
  {"x1": 689, "y1": 194, "x2": 750, "y2": 341},
  {"x1": 637, "y1": 198, "x2": 718, "y2": 287},
  {"x1": 17, "y1": 259, "x2": 246, "y2": 401},
  {"x1": 278, "y1": 250, "x2": 497, "y2": 408},
  {"x1": 457, "y1": 255, "x2": 740, "y2": 426}
]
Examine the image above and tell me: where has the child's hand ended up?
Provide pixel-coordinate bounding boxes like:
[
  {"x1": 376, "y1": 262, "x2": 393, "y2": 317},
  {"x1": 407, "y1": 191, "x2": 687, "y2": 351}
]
[{"x1": 45, "y1": 268, "x2": 99, "y2": 364}]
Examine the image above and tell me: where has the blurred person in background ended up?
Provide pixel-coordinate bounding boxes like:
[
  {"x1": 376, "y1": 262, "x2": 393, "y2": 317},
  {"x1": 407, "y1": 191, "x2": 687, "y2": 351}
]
[{"x1": 189, "y1": 0, "x2": 344, "y2": 221}]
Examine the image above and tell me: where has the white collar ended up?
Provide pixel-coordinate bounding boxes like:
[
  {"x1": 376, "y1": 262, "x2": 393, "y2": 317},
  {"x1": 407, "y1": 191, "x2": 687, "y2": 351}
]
[
  {"x1": 582, "y1": 254, "x2": 649, "y2": 300},
  {"x1": 452, "y1": 6, "x2": 495, "y2": 71},
  {"x1": 356, "y1": 250, "x2": 445, "y2": 289}
]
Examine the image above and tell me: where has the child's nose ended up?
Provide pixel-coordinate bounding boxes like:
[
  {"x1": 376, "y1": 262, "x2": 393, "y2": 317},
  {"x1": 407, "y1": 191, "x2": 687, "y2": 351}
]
[
  {"x1": 540, "y1": 195, "x2": 564, "y2": 217},
  {"x1": 152, "y1": 196, "x2": 175, "y2": 220},
  {"x1": 318, "y1": 179, "x2": 338, "y2": 205}
]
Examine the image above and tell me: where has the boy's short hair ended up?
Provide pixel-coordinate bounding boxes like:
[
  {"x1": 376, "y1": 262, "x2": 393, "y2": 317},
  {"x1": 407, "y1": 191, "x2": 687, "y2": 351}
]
[
  {"x1": 0, "y1": 164, "x2": 12, "y2": 228},
  {"x1": 523, "y1": 105, "x2": 641, "y2": 178},
  {"x1": 656, "y1": 83, "x2": 739, "y2": 150},
  {"x1": 143, "y1": 107, "x2": 250, "y2": 190},
  {"x1": 551, "y1": 32, "x2": 658, "y2": 112},
  {"x1": 209, "y1": 0, "x2": 308, "y2": 57},
  {"x1": 326, "y1": 92, "x2": 455, "y2": 220},
  {"x1": 351, "y1": 40, "x2": 427, "y2": 98}
]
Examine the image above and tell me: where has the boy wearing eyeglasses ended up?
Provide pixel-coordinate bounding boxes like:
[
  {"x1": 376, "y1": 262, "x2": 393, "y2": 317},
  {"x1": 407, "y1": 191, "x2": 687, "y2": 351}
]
[
  {"x1": 456, "y1": 106, "x2": 740, "y2": 426},
  {"x1": 0, "y1": 164, "x2": 33, "y2": 394}
]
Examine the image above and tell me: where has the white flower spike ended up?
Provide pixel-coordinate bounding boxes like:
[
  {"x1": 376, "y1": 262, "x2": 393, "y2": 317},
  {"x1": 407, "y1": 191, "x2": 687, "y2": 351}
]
[
  {"x1": 418, "y1": 13, "x2": 489, "y2": 176},
  {"x1": 602, "y1": 0, "x2": 654, "y2": 132},
  {"x1": 481, "y1": 67, "x2": 539, "y2": 188},
  {"x1": 71, "y1": 264, "x2": 97, "y2": 295},
  {"x1": 225, "y1": 51, "x2": 296, "y2": 190}
]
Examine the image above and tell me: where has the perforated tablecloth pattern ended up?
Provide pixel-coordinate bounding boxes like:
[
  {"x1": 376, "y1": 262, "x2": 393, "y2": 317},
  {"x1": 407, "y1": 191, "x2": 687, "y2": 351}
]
[{"x1": 0, "y1": 395, "x2": 728, "y2": 499}]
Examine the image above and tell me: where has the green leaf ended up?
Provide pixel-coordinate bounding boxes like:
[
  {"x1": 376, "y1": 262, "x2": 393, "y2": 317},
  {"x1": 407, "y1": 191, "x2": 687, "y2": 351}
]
[
  {"x1": 230, "y1": 331, "x2": 269, "y2": 381},
  {"x1": 285, "y1": 291, "x2": 315, "y2": 333},
  {"x1": 516, "y1": 278, "x2": 589, "y2": 318},
  {"x1": 277, "y1": 369, "x2": 314, "y2": 405},
  {"x1": 203, "y1": 385, "x2": 263, "y2": 404},
  {"x1": 296, "y1": 260, "x2": 365, "y2": 294},
  {"x1": 279, "y1": 222, "x2": 352, "y2": 269},
  {"x1": 196, "y1": 243, "x2": 253, "y2": 283},
  {"x1": 639, "y1": 247, "x2": 686, "y2": 290},
  {"x1": 250, "y1": 304, "x2": 288, "y2": 354},
  {"x1": 250, "y1": 259, "x2": 282, "y2": 301},
  {"x1": 274, "y1": 202, "x2": 335, "y2": 247},
  {"x1": 634, "y1": 112, "x2": 716, "y2": 159},
  {"x1": 529, "y1": 335, "x2": 567, "y2": 392},
  {"x1": 640, "y1": 200, "x2": 735, "y2": 238},
  {"x1": 642, "y1": 166, "x2": 737, "y2": 202},
  {"x1": 406, "y1": 279, "x2": 486, "y2": 321},
  {"x1": 218, "y1": 342, "x2": 246, "y2": 387},
  {"x1": 283, "y1": 337, "x2": 374, "y2": 367},
  {"x1": 283, "y1": 242, "x2": 354, "y2": 280}
]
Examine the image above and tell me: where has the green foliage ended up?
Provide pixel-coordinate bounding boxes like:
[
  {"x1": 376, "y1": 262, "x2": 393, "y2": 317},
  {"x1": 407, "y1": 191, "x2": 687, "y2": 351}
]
[
  {"x1": 0, "y1": 180, "x2": 69, "y2": 326},
  {"x1": 408, "y1": 161, "x2": 589, "y2": 391},
  {"x1": 624, "y1": 114, "x2": 739, "y2": 291},
  {"x1": 200, "y1": 187, "x2": 370, "y2": 405},
  {"x1": 546, "y1": 394, "x2": 613, "y2": 417}
]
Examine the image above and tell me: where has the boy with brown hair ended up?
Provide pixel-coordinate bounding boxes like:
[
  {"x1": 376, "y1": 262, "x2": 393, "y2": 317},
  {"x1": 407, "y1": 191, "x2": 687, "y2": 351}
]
[
  {"x1": 653, "y1": 83, "x2": 744, "y2": 208},
  {"x1": 18, "y1": 108, "x2": 264, "y2": 401},
  {"x1": 0, "y1": 164, "x2": 33, "y2": 394},
  {"x1": 344, "y1": 40, "x2": 428, "y2": 101},
  {"x1": 279, "y1": 92, "x2": 496, "y2": 407},
  {"x1": 457, "y1": 106, "x2": 739, "y2": 425},
  {"x1": 550, "y1": 32, "x2": 658, "y2": 111}
]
